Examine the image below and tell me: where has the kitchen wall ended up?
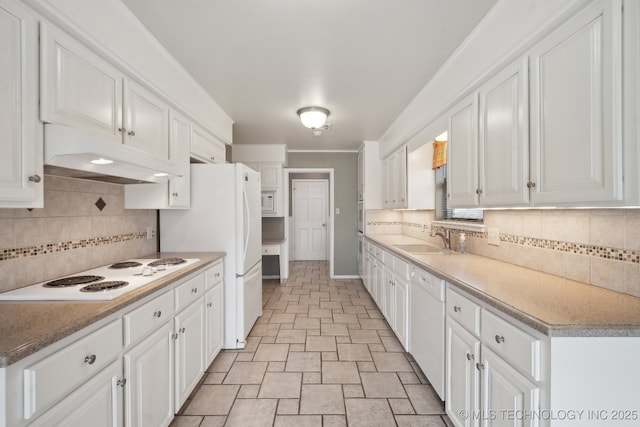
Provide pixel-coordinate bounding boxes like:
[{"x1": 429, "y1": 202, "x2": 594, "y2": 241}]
[
  {"x1": 287, "y1": 152, "x2": 358, "y2": 276},
  {"x1": 366, "y1": 208, "x2": 640, "y2": 298},
  {"x1": 0, "y1": 175, "x2": 157, "y2": 293}
]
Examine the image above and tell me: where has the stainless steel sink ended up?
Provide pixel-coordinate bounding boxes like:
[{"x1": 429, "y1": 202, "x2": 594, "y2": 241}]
[{"x1": 394, "y1": 244, "x2": 453, "y2": 254}]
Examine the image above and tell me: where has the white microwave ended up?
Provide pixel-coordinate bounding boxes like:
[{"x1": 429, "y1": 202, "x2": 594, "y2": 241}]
[{"x1": 261, "y1": 190, "x2": 276, "y2": 215}]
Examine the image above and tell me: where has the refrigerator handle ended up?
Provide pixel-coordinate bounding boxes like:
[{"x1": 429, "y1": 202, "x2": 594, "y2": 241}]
[{"x1": 243, "y1": 182, "x2": 250, "y2": 260}]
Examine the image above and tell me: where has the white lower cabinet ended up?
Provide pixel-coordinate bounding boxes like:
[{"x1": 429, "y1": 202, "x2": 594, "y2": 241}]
[
  {"x1": 204, "y1": 283, "x2": 224, "y2": 367},
  {"x1": 29, "y1": 360, "x2": 124, "y2": 427},
  {"x1": 446, "y1": 286, "x2": 542, "y2": 427},
  {"x1": 446, "y1": 319, "x2": 480, "y2": 427},
  {"x1": 392, "y1": 275, "x2": 409, "y2": 350},
  {"x1": 174, "y1": 299, "x2": 205, "y2": 410},
  {"x1": 383, "y1": 266, "x2": 395, "y2": 324},
  {"x1": 480, "y1": 348, "x2": 539, "y2": 427}
]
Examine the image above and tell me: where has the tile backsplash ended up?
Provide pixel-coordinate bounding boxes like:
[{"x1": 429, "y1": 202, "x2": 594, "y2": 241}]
[
  {"x1": 0, "y1": 175, "x2": 157, "y2": 293},
  {"x1": 366, "y1": 208, "x2": 640, "y2": 298}
]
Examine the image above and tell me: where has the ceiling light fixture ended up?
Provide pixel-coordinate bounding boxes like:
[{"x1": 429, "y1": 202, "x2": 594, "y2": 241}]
[
  {"x1": 297, "y1": 106, "x2": 330, "y2": 130},
  {"x1": 91, "y1": 158, "x2": 114, "y2": 165}
]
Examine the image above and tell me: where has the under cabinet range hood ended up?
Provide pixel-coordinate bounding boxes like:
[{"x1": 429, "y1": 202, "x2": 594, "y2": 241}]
[{"x1": 44, "y1": 124, "x2": 183, "y2": 184}]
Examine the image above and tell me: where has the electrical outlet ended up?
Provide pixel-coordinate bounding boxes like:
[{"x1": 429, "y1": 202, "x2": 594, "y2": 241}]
[
  {"x1": 146, "y1": 226, "x2": 155, "y2": 240},
  {"x1": 488, "y1": 228, "x2": 500, "y2": 246}
]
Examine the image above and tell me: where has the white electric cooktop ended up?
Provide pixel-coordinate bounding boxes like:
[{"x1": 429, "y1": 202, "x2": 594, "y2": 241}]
[{"x1": 0, "y1": 258, "x2": 200, "y2": 301}]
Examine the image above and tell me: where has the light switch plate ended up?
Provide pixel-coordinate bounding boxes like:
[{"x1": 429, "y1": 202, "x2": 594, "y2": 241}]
[{"x1": 488, "y1": 228, "x2": 500, "y2": 246}]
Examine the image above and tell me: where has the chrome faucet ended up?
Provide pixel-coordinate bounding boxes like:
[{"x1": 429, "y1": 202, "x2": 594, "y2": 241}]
[{"x1": 430, "y1": 228, "x2": 451, "y2": 250}]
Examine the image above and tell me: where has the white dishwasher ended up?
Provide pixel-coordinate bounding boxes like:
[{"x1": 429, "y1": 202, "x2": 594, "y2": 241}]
[{"x1": 410, "y1": 267, "x2": 446, "y2": 400}]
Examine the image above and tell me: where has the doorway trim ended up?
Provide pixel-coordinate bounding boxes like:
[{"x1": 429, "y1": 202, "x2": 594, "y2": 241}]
[{"x1": 284, "y1": 168, "x2": 335, "y2": 278}]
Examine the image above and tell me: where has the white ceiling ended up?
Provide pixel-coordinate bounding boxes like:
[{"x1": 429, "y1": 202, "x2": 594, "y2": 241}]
[{"x1": 121, "y1": 0, "x2": 496, "y2": 150}]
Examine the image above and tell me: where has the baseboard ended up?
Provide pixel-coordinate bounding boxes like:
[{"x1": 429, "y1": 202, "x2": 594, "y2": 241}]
[
  {"x1": 332, "y1": 275, "x2": 361, "y2": 279},
  {"x1": 263, "y1": 275, "x2": 280, "y2": 279}
]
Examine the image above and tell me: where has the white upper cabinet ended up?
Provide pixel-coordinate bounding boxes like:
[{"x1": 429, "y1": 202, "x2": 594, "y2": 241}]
[
  {"x1": 40, "y1": 22, "x2": 123, "y2": 141},
  {"x1": 446, "y1": 93, "x2": 479, "y2": 207},
  {"x1": 190, "y1": 123, "x2": 226, "y2": 164},
  {"x1": 0, "y1": 0, "x2": 42, "y2": 208},
  {"x1": 479, "y1": 57, "x2": 530, "y2": 206},
  {"x1": 124, "y1": 80, "x2": 170, "y2": 161},
  {"x1": 382, "y1": 145, "x2": 407, "y2": 209},
  {"x1": 41, "y1": 23, "x2": 172, "y2": 162},
  {"x1": 529, "y1": 0, "x2": 623, "y2": 205}
]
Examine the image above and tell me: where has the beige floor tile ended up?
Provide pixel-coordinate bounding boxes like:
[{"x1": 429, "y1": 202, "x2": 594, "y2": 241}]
[
  {"x1": 342, "y1": 305, "x2": 367, "y2": 314},
  {"x1": 225, "y1": 398, "x2": 277, "y2": 427},
  {"x1": 398, "y1": 372, "x2": 421, "y2": 384},
  {"x1": 359, "y1": 318, "x2": 389, "y2": 329},
  {"x1": 320, "y1": 301, "x2": 343, "y2": 309},
  {"x1": 249, "y1": 323, "x2": 280, "y2": 337},
  {"x1": 381, "y1": 336, "x2": 405, "y2": 352},
  {"x1": 270, "y1": 313, "x2": 297, "y2": 324},
  {"x1": 303, "y1": 372, "x2": 322, "y2": 383},
  {"x1": 323, "y1": 415, "x2": 347, "y2": 427},
  {"x1": 285, "y1": 304, "x2": 309, "y2": 314},
  {"x1": 203, "y1": 372, "x2": 225, "y2": 384},
  {"x1": 333, "y1": 313, "x2": 360, "y2": 323},
  {"x1": 336, "y1": 336, "x2": 351, "y2": 343},
  {"x1": 343, "y1": 384, "x2": 365, "y2": 398},
  {"x1": 322, "y1": 361, "x2": 361, "y2": 384},
  {"x1": 237, "y1": 384, "x2": 260, "y2": 398},
  {"x1": 207, "y1": 352, "x2": 237, "y2": 373},
  {"x1": 299, "y1": 384, "x2": 345, "y2": 415},
  {"x1": 286, "y1": 351, "x2": 321, "y2": 372},
  {"x1": 183, "y1": 385, "x2": 239, "y2": 415},
  {"x1": 367, "y1": 309, "x2": 384, "y2": 319},
  {"x1": 389, "y1": 398, "x2": 416, "y2": 414},
  {"x1": 322, "y1": 351, "x2": 338, "y2": 361},
  {"x1": 337, "y1": 343, "x2": 372, "y2": 361},
  {"x1": 260, "y1": 335, "x2": 276, "y2": 344},
  {"x1": 258, "y1": 372, "x2": 302, "y2": 398},
  {"x1": 321, "y1": 323, "x2": 350, "y2": 336},
  {"x1": 308, "y1": 308, "x2": 333, "y2": 318},
  {"x1": 405, "y1": 385, "x2": 445, "y2": 414},
  {"x1": 277, "y1": 398, "x2": 300, "y2": 415},
  {"x1": 371, "y1": 352, "x2": 413, "y2": 372},
  {"x1": 306, "y1": 335, "x2": 337, "y2": 352},
  {"x1": 200, "y1": 416, "x2": 227, "y2": 427},
  {"x1": 395, "y1": 415, "x2": 447, "y2": 427},
  {"x1": 235, "y1": 352, "x2": 254, "y2": 362},
  {"x1": 357, "y1": 361, "x2": 377, "y2": 372},
  {"x1": 368, "y1": 343, "x2": 386, "y2": 352},
  {"x1": 294, "y1": 317, "x2": 320, "y2": 329},
  {"x1": 254, "y1": 343, "x2": 290, "y2": 361},
  {"x1": 274, "y1": 415, "x2": 322, "y2": 427},
  {"x1": 276, "y1": 329, "x2": 307, "y2": 343},
  {"x1": 345, "y1": 398, "x2": 395, "y2": 427},
  {"x1": 223, "y1": 361, "x2": 268, "y2": 384},
  {"x1": 169, "y1": 415, "x2": 203, "y2": 427},
  {"x1": 289, "y1": 343, "x2": 306, "y2": 352},
  {"x1": 268, "y1": 361, "x2": 286, "y2": 372},
  {"x1": 349, "y1": 329, "x2": 382, "y2": 344},
  {"x1": 361, "y1": 372, "x2": 407, "y2": 398}
]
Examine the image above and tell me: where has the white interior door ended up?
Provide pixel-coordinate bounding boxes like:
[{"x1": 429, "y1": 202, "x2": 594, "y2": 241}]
[{"x1": 293, "y1": 180, "x2": 328, "y2": 261}]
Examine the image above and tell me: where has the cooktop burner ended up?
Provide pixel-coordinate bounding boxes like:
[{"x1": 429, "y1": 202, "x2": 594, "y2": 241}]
[
  {"x1": 109, "y1": 261, "x2": 143, "y2": 269},
  {"x1": 43, "y1": 275, "x2": 105, "y2": 288},
  {"x1": 148, "y1": 258, "x2": 186, "y2": 267},
  {"x1": 80, "y1": 281, "x2": 129, "y2": 292}
]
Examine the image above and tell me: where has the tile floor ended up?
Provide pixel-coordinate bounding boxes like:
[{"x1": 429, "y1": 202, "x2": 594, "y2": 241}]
[{"x1": 170, "y1": 261, "x2": 452, "y2": 427}]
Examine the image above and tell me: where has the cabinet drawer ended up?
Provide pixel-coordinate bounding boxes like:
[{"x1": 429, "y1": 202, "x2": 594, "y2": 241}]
[
  {"x1": 412, "y1": 267, "x2": 445, "y2": 301},
  {"x1": 123, "y1": 290, "x2": 174, "y2": 347},
  {"x1": 393, "y1": 256, "x2": 410, "y2": 281},
  {"x1": 446, "y1": 287, "x2": 481, "y2": 336},
  {"x1": 205, "y1": 262, "x2": 224, "y2": 289},
  {"x1": 481, "y1": 310, "x2": 541, "y2": 381},
  {"x1": 262, "y1": 244, "x2": 280, "y2": 255},
  {"x1": 23, "y1": 318, "x2": 122, "y2": 420},
  {"x1": 175, "y1": 273, "x2": 205, "y2": 312}
]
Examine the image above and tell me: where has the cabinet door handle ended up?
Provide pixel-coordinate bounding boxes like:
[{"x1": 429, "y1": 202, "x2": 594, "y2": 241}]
[
  {"x1": 172, "y1": 192, "x2": 179, "y2": 197},
  {"x1": 210, "y1": 156, "x2": 215, "y2": 161},
  {"x1": 466, "y1": 353, "x2": 474, "y2": 361},
  {"x1": 207, "y1": 302, "x2": 213, "y2": 308},
  {"x1": 28, "y1": 174, "x2": 42, "y2": 183},
  {"x1": 128, "y1": 130, "x2": 136, "y2": 136},
  {"x1": 453, "y1": 306, "x2": 462, "y2": 313},
  {"x1": 153, "y1": 310, "x2": 162, "y2": 318},
  {"x1": 495, "y1": 335, "x2": 505, "y2": 344},
  {"x1": 215, "y1": 273, "x2": 220, "y2": 277},
  {"x1": 180, "y1": 327, "x2": 186, "y2": 333},
  {"x1": 84, "y1": 354, "x2": 97, "y2": 365},
  {"x1": 527, "y1": 181, "x2": 536, "y2": 189},
  {"x1": 118, "y1": 127, "x2": 126, "y2": 133},
  {"x1": 172, "y1": 333, "x2": 179, "y2": 340},
  {"x1": 476, "y1": 189, "x2": 483, "y2": 194},
  {"x1": 117, "y1": 378, "x2": 127, "y2": 388},
  {"x1": 192, "y1": 288, "x2": 198, "y2": 294},
  {"x1": 476, "y1": 362, "x2": 484, "y2": 370}
]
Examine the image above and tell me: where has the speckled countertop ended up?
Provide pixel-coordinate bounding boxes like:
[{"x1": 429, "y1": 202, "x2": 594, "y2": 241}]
[
  {"x1": 366, "y1": 234, "x2": 640, "y2": 337},
  {"x1": 0, "y1": 252, "x2": 224, "y2": 367}
]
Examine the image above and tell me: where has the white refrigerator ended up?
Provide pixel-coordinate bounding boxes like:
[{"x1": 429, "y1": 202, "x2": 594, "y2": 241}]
[{"x1": 160, "y1": 163, "x2": 262, "y2": 349}]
